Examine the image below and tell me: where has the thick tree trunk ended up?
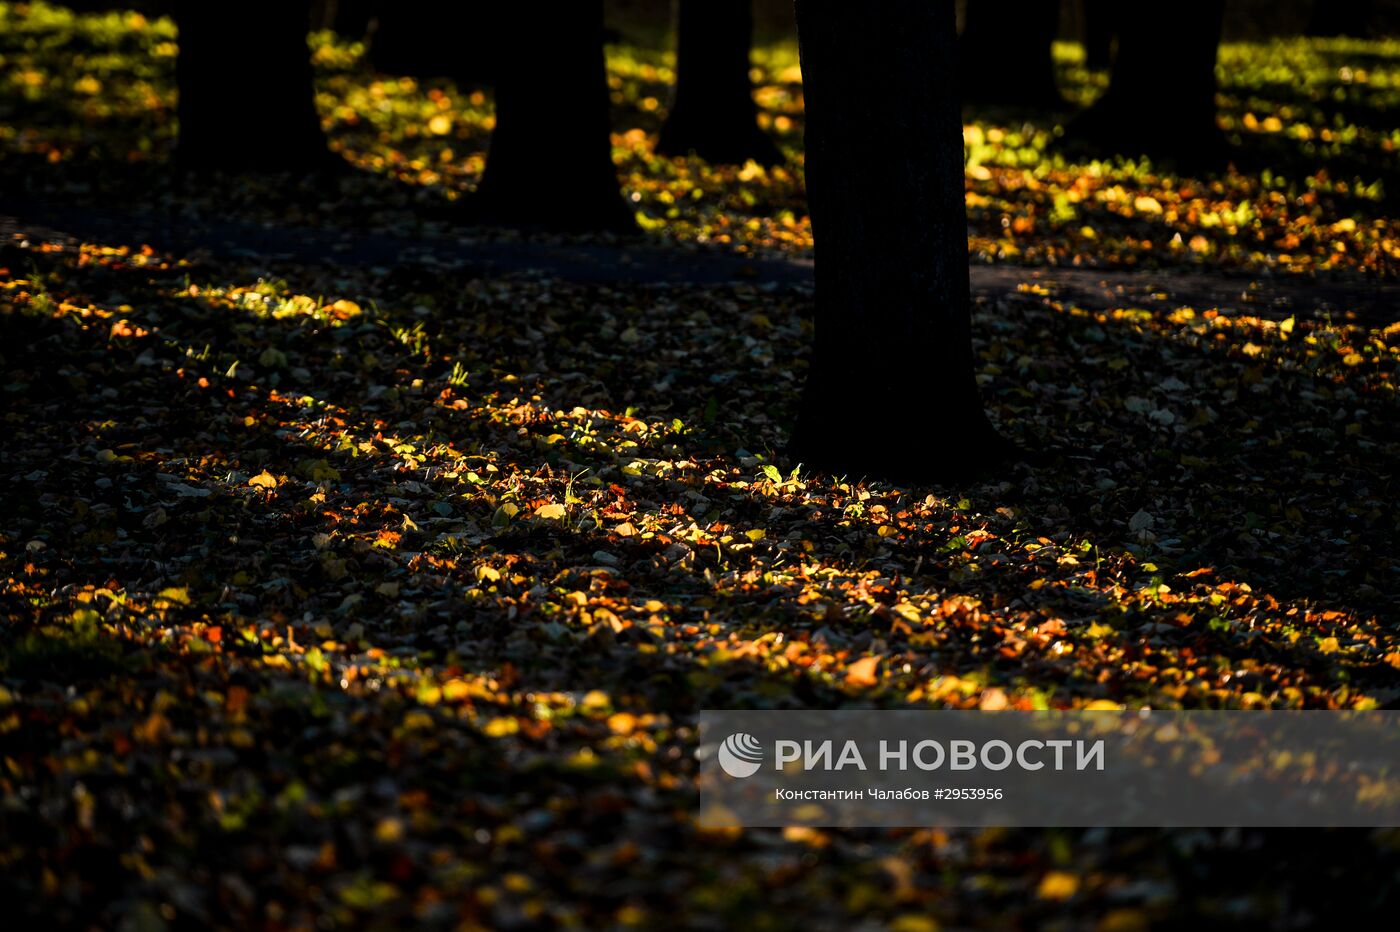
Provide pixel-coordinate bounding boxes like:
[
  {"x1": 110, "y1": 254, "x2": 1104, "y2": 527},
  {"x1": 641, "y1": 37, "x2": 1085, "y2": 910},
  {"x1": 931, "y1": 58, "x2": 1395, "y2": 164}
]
[
  {"x1": 175, "y1": 1, "x2": 333, "y2": 173},
  {"x1": 324, "y1": 0, "x2": 374, "y2": 38},
  {"x1": 960, "y1": 0, "x2": 1062, "y2": 108},
  {"x1": 464, "y1": 0, "x2": 633, "y2": 232},
  {"x1": 789, "y1": 0, "x2": 1006, "y2": 482},
  {"x1": 1307, "y1": 0, "x2": 1372, "y2": 37},
  {"x1": 1082, "y1": 0, "x2": 1115, "y2": 70},
  {"x1": 656, "y1": 0, "x2": 782, "y2": 166},
  {"x1": 1063, "y1": 0, "x2": 1226, "y2": 169},
  {"x1": 368, "y1": 1, "x2": 497, "y2": 86}
]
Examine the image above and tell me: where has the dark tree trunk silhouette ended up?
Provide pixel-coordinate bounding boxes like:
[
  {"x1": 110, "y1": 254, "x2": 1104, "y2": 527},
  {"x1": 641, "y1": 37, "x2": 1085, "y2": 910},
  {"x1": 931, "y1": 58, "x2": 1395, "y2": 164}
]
[
  {"x1": 960, "y1": 0, "x2": 1061, "y2": 108},
  {"x1": 323, "y1": 0, "x2": 374, "y2": 38},
  {"x1": 1307, "y1": 0, "x2": 1372, "y2": 37},
  {"x1": 656, "y1": 0, "x2": 782, "y2": 166},
  {"x1": 465, "y1": 0, "x2": 633, "y2": 232},
  {"x1": 1063, "y1": 0, "x2": 1226, "y2": 169},
  {"x1": 789, "y1": 0, "x2": 1006, "y2": 482},
  {"x1": 175, "y1": 1, "x2": 333, "y2": 173},
  {"x1": 1082, "y1": 0, "x2": 1116, "y2": 70},
  {"x1": 368, "y1": 1, "x2": 498, "y2": 86}
]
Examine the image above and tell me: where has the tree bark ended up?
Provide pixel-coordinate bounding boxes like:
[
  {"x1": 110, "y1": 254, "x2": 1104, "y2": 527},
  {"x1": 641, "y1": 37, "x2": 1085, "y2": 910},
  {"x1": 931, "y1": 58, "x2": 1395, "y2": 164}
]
[
  {"x1": 323, "y1": 0, "x2": 374, "y2": 38},
  {"x1": 960, "y1": 0, "x2": 1062, "y2": 108},
  {"x1": 1063, "y1": 0, "x2": 1226, "y2": 169},
  {"x1": 464, "y1": 0, "x2": 633, "y2": 232},
  {"x1": 1307, "y1": 0, "x2": 1372, "y2": 37},
  {"x1": 656, "y1": 0, "x2": 782, "y2": 166},
  {"x1": 1082, "y1": 0, "x2": 1115, "y2": 70},
  {"x1": 175, "y1": 1, "x2": 334, "y2": 173},
  {"x1": 789, "y1": 0, "x2": 1006, "y2": 482},
  {"x1": 367, "y1": 1, "x2": 498, "y2": 87}
]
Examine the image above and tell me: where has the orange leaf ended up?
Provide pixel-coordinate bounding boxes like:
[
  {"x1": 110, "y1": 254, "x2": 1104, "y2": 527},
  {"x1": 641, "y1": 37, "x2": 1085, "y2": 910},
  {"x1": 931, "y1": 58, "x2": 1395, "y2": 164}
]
[{"x1": 845, "y1": 655, "x2": 880, "y2": 689}]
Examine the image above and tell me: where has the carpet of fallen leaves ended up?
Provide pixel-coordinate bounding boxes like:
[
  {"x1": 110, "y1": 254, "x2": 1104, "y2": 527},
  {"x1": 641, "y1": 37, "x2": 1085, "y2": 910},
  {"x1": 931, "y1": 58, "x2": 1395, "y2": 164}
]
[{"x1": 3, "y1": 3, "x2": 1400, "y2": 929}]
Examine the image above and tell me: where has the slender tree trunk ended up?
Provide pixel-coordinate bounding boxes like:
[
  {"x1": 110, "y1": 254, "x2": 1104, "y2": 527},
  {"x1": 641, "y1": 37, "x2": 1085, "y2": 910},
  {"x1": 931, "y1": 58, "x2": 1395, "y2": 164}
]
[
  {"x1": 368, "y1": 1, "x2": 497, "y2": 86},
  {"x1": 1063, "y1": 0, "x2": 1226, "y2": 169},
  {"x1": 656, "y1": 0, "x2": 782, "y2": 166},
  {"x1": 789, "y1": 0, "x2": 1006, "y2": 482},
  {"x1": 465, "y1": 0, "x2": 633, "y2": 232},
  {"x1": 175, "y1": 0, "x2": 333, "y2": 173},
  {"x1": 1082, "y1": 0, "x2": 1115, "y2": 70},
  {"x1": 960, "y1": 0, "x2": 1062, "y2": 108}
]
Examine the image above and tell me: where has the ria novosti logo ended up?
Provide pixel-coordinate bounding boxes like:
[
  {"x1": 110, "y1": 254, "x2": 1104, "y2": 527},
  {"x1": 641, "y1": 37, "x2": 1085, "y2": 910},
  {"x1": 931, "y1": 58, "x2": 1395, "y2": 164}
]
[
  {"x1": 711, "y1": 733, "x2": 1109, "y2": 779},
  {"x1": 717, "y1": 732, "x2": 765, "y2": 778}
]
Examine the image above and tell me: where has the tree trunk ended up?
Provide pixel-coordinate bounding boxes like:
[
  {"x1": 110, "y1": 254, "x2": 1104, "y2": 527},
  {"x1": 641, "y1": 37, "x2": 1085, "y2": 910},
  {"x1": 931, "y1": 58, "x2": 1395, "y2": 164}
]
[
  {"x1": 324, "y1": 0, "x2": 375, "y2": 38},
  {"x1": 656, "y1": 0, "x2": 782, "y2": 166},
  {"x1": 1063, "y1": 0, "x2": 1226, "y2": 169},
  {"x1": 175, "y1": 1, "x2": 333, "y2": 173},
  {"x1": 1307, "y1": 0, "x2": 1372, "y2": 37},
  {"x1": 1082, "y1": 0, "x2": 1115, "y2": 70},
  {"x1": 465, "y1": 0, "x2": 633, "y2": 232},
  {"x1": 789, "y1": 0, "x2": 1006, "y2": 482},
  {"x1": 960, "y1": 0, "x2": 1062, "y2": 108},
  {"x1": 368, "y1": 1, "x2": 497, "y2": 87}
]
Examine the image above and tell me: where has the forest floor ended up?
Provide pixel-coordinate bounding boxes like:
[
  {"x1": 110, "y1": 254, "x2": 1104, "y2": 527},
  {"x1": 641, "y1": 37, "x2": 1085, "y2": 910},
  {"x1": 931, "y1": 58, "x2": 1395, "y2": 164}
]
[{"x1": 3, "y1": 4, "x2": 1400, "y2": 929}]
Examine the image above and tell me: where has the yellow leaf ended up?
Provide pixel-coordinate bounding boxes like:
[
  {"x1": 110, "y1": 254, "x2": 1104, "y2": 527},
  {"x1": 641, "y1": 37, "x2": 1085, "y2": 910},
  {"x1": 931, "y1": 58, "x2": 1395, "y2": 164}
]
[
  {"x1": 535, "y1": 503, "x2": 567, "y2": 520},
  {"x1": 1133, "y1": 195, "x2": 1163, "y2": 214},
  {"x1": 304, "y1": 459, "x2": 340, "y2": 482},
  {"x1": 581, "y1": 689, "x2": 611, "y2": 710},
  {"x1": 892, "y1": 602, "x2": 922, "y2": 624},
  {"x1": 617, "y1": 904, "x2": 647, "y2": 926},
  {"x1": 608, "y1": 712, "x2": 638, "y2": 734},
  {"x1": 374, "y1": 817, "x2": 404, "y2": 843},
  {"x1": 487, "y1": 713, "x2": 520, "y2": 738},
  {"x1": 1097, "y1": 909, "x2": 1150, "y2": 932},
  {"x1": 248, "y1": 470, "x2": 278, "y2": 490},
  {"x1": 890, "y1": 916, "x2": 940, "y2": 932},
  {"x1": 1037, "y1": 870, "x2": 1080, "y2": 900},
  {"x1": 157, "y1": 587, "x2": 190, "y2": 606}
]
